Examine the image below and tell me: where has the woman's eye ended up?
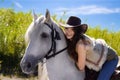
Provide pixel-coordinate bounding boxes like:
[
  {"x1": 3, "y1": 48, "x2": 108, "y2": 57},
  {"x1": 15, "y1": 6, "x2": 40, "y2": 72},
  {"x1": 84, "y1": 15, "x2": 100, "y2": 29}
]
[{"x1": 41, "y1": 32, "x2": 48, "y2": 38}]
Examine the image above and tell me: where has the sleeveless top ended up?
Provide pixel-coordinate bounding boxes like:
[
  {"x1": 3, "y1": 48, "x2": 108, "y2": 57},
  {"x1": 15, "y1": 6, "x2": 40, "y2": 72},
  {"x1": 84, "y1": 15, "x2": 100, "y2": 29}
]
[{"x1": 83, "y1": 34, "x2": 109, "y2": 71}]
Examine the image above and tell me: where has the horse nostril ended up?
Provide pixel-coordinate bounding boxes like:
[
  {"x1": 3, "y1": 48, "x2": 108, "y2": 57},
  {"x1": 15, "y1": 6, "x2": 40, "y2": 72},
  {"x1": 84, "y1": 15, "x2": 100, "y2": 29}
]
[{"x1": 27, "y1": 62, "x2": 31, "y2": 69}]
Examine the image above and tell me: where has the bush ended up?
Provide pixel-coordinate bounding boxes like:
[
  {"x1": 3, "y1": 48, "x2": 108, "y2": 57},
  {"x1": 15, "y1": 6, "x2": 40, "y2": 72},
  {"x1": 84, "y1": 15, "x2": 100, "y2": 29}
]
[
  {"x1": 0, "y1": 8, "x2": 32, "y2": 75},
  {"x1": 86, "y1": 26, "x2": 120, "y2": 55}
]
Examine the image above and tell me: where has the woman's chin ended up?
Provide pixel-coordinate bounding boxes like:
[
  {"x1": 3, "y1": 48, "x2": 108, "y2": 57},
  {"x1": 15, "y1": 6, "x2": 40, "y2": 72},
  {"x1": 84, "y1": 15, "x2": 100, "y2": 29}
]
[{"x1": 66, "y1": 36, "x2": 73, "y2": 40}]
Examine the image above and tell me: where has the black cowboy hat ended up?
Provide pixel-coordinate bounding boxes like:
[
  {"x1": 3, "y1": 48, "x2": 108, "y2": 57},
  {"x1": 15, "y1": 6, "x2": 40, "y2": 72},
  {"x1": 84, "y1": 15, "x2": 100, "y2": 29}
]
[{"x1": 59, "y1": 16, "x2": 88, "y2": 33}]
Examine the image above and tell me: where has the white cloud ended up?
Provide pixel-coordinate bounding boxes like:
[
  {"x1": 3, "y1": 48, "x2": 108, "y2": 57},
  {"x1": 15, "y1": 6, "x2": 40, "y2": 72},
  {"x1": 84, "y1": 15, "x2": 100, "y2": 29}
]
[
  {"x1": 55, "y1": 5, "x2": 120, "y2": 15},
  {"x1": 14, "y1": 1, "x2": 23, "y2": 8}
]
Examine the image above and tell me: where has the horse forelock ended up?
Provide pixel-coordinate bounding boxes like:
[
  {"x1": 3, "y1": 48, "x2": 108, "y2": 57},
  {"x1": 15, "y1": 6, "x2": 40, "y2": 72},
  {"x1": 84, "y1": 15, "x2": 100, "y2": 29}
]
[
  {"x1": 25, "y1": 14, "x2": 59, "y2": 45},
  {"x1": 36, "y1": 16, "x2": 45, "y2": 24},
  {"x1": 25, "y1": 16, "x2": 45, "y2": 44}
]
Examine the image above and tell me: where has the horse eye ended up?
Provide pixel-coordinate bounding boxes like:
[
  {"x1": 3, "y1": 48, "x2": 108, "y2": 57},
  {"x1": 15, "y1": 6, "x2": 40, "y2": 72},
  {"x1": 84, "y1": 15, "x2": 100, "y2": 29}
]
[{"x1": 41, "y1": 32, "x2": 48, "y2": 38}]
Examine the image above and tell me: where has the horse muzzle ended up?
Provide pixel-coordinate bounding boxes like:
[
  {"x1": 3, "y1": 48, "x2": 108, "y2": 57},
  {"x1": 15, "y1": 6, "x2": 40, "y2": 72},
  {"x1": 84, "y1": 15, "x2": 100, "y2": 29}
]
[{"x1": 20, "y1": 58, "x2": 37, "y2": 74}]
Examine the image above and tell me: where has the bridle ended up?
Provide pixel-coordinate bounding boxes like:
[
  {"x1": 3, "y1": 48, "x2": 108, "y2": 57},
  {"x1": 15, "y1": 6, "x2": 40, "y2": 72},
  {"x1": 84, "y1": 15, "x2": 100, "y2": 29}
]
[{"x1": 42, "y1": 22, "x2": 67, "y2": 60}]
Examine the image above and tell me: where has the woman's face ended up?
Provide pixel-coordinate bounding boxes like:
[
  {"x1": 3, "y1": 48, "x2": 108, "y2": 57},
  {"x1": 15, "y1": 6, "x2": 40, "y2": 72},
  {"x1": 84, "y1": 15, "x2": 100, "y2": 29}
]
[{"x1": 64, "y1": 27, "x2": 75, "y2": 39}]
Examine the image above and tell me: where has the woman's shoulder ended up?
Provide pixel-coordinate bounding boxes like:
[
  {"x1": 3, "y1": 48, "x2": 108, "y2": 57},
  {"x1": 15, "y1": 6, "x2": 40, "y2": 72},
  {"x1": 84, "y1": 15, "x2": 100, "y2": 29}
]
[
  {"x1": 77, "y1": 34, "x2": 95, "y2": 51},
  {"x1": 83, "y1": 34, "x2": 95, "y2": 45},
  {"x1": 76, "y1": 35, "x2": 90, "y2": 49},
  {"x1": 83, "y1": 34, "x2": 94, "y2": 41},
  {"x1": 76, "y1": 34, "x2": 92, "y2": 46}
]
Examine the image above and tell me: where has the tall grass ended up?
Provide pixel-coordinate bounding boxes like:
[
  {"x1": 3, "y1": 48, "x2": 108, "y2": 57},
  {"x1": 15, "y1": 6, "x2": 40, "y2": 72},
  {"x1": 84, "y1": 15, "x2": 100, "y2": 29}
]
[
  {"x1": 86, "y1": 26, "x2": 120, "y2": 55},
  {"x1": 0, "y1": 8, "x2": 32, "y2": 75},
  {"x1": 0, "y1": 8, "x2": 120, "y2": 75}
]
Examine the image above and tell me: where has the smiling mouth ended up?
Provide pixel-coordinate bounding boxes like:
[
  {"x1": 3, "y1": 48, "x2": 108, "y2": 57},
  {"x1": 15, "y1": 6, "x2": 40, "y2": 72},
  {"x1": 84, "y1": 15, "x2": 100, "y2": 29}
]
[{"x1": 66, "y1": 35, "x2": 73, "y2": 39}]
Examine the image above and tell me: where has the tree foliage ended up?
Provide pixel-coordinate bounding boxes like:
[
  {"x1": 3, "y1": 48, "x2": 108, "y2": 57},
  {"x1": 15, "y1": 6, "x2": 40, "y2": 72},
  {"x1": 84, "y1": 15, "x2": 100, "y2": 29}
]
[{"x1": 0, "y1": 8, "x2": 32, "y2": 75}]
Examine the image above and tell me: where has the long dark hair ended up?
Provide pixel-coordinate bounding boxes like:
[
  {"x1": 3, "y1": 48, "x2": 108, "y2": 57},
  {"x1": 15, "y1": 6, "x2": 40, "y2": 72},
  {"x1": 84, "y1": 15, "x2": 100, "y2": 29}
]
[{"x1": 66, "y1": 27, "x2": 85, "y2": 62}]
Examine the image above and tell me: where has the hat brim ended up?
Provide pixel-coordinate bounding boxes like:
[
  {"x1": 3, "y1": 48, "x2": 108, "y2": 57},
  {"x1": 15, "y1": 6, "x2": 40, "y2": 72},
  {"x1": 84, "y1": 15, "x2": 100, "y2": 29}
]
[
  {"x1": 80, "y1": 24, "x2": 88, "y2": 33},
  {"x1": 59, "y1": 23, "x2": 88, "y2": 33}
]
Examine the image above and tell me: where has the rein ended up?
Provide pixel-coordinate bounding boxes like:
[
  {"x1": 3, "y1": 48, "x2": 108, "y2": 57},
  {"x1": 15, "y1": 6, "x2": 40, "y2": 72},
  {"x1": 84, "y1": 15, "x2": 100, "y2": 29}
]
[{"x1": 43, "y1": 23, "x2": 67, "y2": 60}]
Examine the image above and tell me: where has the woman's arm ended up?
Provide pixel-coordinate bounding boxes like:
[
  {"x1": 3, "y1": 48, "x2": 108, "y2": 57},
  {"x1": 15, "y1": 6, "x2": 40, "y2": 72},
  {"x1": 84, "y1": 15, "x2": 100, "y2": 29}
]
[{"x1": 76, "y1": 41, "x2": 86, "y2": 72}]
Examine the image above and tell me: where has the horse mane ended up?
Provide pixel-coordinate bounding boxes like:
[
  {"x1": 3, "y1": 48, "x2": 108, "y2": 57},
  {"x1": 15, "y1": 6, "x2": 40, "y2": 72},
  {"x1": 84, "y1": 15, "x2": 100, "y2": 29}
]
[{"x1": 25, "y1": 16, "x2": 45, "y2": 44}]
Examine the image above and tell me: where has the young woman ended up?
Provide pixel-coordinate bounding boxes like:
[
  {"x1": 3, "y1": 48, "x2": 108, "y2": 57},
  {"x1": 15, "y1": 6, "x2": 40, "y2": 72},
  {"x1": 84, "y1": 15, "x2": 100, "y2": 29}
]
[{"x1": 60, "y1": 16, "x2": 119, "y2": 80}]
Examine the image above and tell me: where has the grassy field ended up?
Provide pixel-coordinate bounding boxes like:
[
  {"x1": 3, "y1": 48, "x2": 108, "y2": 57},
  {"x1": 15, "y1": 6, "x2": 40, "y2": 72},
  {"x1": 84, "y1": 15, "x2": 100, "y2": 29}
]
[{"x1": 0, "y1": 75, "x2": 38, "y2": 80}]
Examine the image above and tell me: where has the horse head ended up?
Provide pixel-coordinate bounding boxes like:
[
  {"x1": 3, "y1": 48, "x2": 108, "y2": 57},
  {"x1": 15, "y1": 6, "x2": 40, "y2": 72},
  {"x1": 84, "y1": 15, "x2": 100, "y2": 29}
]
[{"x1": 20, "y1": 9, "x2": 65, "y2": 74}]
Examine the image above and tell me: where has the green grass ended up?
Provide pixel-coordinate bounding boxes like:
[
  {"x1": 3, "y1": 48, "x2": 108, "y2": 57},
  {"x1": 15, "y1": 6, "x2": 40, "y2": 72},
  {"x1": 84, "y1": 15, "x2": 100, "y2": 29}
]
[{"x1": 0, "y1": 74, "x2": 38, "y2": 80}]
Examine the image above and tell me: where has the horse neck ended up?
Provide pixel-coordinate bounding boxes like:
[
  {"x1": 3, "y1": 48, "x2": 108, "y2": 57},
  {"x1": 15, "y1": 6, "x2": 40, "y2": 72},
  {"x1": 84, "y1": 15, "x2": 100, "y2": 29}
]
[
  {"x1": 46, "y1": 27, "x2": 72, "y2": 66},
  {"x1": 53, "y1": 28, "x2": 68, "y2": 59},
  {"x1": 46, "y1": 29, "x2": 85, "y2": 80}
]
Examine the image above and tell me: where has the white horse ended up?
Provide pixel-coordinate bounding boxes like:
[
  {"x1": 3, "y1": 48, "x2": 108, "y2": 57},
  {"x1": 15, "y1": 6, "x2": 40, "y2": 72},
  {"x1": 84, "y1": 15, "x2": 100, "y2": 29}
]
[{"x1": 20, "y1": 10, "x2": 85, "y2": 80}]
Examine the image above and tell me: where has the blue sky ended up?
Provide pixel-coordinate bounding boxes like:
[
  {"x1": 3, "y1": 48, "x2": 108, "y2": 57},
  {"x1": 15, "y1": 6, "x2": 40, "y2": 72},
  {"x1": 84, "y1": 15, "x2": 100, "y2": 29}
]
[{"x1": 0, "y1": 0, "x2": 120, "y2": 32}]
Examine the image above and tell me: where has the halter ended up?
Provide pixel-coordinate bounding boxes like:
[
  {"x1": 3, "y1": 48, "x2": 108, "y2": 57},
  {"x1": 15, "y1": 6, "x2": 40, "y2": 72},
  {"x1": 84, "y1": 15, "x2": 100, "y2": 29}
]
[{"x1": 43, "y1": 22, "x2": 67, "y2": 60}]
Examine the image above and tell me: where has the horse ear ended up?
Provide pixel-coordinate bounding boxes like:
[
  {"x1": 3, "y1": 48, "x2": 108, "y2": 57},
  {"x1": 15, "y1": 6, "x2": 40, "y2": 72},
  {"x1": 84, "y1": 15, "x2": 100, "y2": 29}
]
[
  {"x1": 45, "y1": 9, "x2": 52, "y2": 23},
  {"x1": 32, "y1": 10, "x2": 38, "y2": 22}
]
